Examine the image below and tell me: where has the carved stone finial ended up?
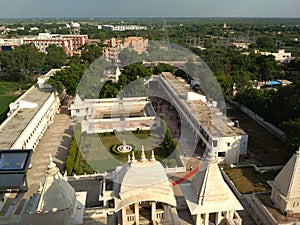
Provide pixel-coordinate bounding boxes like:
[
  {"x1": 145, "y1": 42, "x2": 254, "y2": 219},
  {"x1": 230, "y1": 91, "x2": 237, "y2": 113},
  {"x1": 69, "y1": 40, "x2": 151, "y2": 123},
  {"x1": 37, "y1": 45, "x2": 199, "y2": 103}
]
[
  {"x1": 140, "y1": 146, "x2": 147, "y2": 162},
  {"x1": 150, "y1": 150, "x2": 156, "y2": 162},
  {"x1": 128, "y1": 154, "x2": 131, "y2": 163},
  {"x1": 131, "y1": 151, "x2": 137, "y2": 163},
  {"x1": 47, "y1": 154, "x2": 58, "y2": 175}
]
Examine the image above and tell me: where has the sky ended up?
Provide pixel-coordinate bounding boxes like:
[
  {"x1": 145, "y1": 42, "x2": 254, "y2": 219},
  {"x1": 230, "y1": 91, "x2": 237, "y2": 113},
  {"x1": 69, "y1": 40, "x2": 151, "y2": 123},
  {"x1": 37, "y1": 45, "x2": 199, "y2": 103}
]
[{"x1": 0, "y1": 0, "x2": 299, "y2": 18}]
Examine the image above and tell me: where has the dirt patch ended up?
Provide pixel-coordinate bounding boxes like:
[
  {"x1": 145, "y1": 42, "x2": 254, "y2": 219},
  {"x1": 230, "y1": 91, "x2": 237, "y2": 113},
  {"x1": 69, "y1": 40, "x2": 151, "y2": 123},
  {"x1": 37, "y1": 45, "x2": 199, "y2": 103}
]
[{"x1": 226, "y1": 103, "x2": 292, "y2": 166}]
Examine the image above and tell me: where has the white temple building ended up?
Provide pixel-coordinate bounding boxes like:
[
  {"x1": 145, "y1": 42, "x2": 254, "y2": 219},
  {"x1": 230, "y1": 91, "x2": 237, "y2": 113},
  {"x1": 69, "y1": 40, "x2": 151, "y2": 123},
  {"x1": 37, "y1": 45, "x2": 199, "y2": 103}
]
[
  {"x1": 35, "y1": 155, "x2": 86, "y2": 224},
  {"x1": 102, "y1": 148, "x2": 177, "y2": 224},
  {"x1": 180, "y1": 152, "x2": 243, "y2": 225},
  {"x1": 246, "y1": 147, "x2": 300, "y2": 225},
  {"x1": 269, "y1": 148, "x2": 300, "y2": 215}
]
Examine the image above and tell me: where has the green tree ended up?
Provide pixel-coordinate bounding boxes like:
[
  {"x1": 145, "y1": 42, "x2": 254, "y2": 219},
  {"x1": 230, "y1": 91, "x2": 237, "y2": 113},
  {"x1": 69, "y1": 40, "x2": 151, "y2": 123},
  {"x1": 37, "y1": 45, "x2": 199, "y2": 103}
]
[
  {"x1": 204, "y1": 39, "x2": 213, "y2": 48},
  {"x1": 45, "y1": 44, "x2": 68, "y2": 69},
  {"x1": 48, "y1": 64, "x2": 86, "y2": 96},
  {"x1": 153, "y1": 63, "x2": 174, "y2": 75},
  {"x1": 81, "y1": 44, "x2": 103, "y2": 64},
  {"x1": 250, "y1": 54, "x2": 279, "y2": 81},
  {"x1": 159, "y1": 115, "x2": 177, "y2": 157},
  {"x1": 0, "y1": 44, "x2": 44, "y2": 81},
  {"x1": 232, "y1": 70, "x2": 252, "y2": 91},
  {"x1": 119, "y1": 63, "x2": 151, "y2": 87},
  {"x1": 281, "y1": 118, "x2": 300, "y2": 151},
  {"x1": 256, "y1": 36, "x2": 276, "y2": 50},
  {"x1": 99, "y1": 81, "x2": 120, "y2": 98},
  {"x1": 216, "y1": 72, "x2": 234, "y2": 96},
  {"x1": 119, "y1": 48, "x2": 144, "y2": 65}
]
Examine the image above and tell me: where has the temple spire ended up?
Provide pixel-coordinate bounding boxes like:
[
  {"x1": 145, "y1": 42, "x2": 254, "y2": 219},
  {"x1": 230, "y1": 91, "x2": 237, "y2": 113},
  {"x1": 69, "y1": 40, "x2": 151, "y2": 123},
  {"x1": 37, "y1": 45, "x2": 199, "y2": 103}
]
[
  {"x1": 140, "y1": 145, "x2": 147, "y2": 162},
  {"x1": 150, "y1": 150, "x2": 156, "y2": 162},
  {"x1": 131, "y1": 151, "x2": 137, "y2": 163},
  {"x1": 127, "y1": 154, "x2": 131, "y2": 163},
  {"x1": 47, "y1": 153, "x2": 59, "y2": 175}
]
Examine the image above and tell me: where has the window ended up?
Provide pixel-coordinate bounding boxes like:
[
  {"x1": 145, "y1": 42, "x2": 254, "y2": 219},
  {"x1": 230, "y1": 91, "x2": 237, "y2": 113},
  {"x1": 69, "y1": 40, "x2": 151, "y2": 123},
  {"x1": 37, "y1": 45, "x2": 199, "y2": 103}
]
[
  {"x1": 218, "y1": 152, "x2": 226, "y2": 157},
  {"x1": 76, "y1": 109, "x2": 80, "y2": 113},
  {"x1": 227, "y1": 142, "x2": 231, "y2": 147},
  {"x1": 213, "y1": 140, "x2": 218, "y2": 147}
]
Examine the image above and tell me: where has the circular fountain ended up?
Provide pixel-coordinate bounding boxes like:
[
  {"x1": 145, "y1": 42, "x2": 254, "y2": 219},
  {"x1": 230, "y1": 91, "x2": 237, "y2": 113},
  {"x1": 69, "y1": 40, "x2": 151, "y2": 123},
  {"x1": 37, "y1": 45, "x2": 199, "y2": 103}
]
[{"x1": 117, "y1": 140, "x2": 133, "y2": 153}]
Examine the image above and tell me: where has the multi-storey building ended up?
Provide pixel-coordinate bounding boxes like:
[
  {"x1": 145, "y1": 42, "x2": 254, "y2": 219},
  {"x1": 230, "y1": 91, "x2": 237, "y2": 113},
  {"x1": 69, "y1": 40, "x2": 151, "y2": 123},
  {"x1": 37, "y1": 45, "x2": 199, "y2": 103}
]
[
  {"x1": 103, "y1": 37, "x2": 148, "y2": 62},
  {"x1": 22, "y1": 33, "x2": 89, "y2": 55},
  {"x1": 148, "y1": 72, "x2": 248, "y2": 165},
  {"x1": 0, "y1": 69, "x2": 61, "y2": 151}
]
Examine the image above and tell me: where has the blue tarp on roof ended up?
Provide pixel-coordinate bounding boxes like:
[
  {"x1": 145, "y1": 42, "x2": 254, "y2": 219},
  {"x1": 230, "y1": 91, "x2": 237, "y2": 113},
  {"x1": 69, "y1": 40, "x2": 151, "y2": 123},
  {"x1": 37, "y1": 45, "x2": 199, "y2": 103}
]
[{"x1": 267, "y1": 81, "x2": 281, "y2": 85}]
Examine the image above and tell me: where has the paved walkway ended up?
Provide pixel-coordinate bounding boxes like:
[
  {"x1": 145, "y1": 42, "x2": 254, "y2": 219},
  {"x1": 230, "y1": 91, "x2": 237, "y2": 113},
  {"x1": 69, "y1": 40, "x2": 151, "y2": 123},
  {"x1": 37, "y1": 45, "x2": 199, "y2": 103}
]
[{"x1": 24, "y1": 106, "x2": 72, "y2": 198}]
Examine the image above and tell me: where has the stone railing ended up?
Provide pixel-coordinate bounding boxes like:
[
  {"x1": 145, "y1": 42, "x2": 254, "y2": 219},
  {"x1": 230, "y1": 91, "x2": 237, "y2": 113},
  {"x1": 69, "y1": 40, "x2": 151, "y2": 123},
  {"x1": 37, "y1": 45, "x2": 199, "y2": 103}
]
[
  {"x1": 250, "y1": 194, "x2": 278, "y2": 225},
  {"x1": 65, "y1": 172, "x2": 107, "y2": 182},
  {"x1": 230, "y1": 164, "x2": 284, "y2": 174},
  {"x1": 165, "y1": 165, "x2": 186, "y2": 174},
  {"x1": 126, "y1": 214, "x2": 135, "y2": 222},
  {"x1": 220, "y1": 168, "x2": 242, "y2": 198},
  {"x1": 156, "y1": 209, "x2": 164, "y2": 219},
  {"x1": 84, "y1": 207, "x2": 115, "y2": 219}
]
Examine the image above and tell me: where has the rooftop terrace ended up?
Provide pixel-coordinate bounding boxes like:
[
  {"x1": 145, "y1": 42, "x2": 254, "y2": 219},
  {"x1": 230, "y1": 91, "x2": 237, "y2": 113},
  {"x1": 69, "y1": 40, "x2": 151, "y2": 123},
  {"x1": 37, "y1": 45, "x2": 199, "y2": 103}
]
[
  {"x1": 160, "y1": 72, "x2": 246, "y2": 137},
  {"x1": 0, "y1": 86, "x2": 53, "y2": 149}
]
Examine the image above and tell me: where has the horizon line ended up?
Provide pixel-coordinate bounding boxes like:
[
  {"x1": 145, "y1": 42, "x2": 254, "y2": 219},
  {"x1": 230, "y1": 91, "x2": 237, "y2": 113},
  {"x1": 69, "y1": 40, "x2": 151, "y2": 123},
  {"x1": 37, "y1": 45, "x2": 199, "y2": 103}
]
[{"x1": 1, "y1": 16, "x2": 300, "y2": 20}]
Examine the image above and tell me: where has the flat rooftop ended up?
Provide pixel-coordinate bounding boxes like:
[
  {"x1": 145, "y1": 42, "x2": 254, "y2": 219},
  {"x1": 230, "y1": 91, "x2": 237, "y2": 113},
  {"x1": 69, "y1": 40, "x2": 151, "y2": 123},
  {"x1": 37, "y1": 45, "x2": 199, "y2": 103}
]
[
  {"x1": 160, "y1": 72, "x2": 246, "y2": 137},
  {"x1": 0, "y1": 86, "x2": 53, "y2": 149},
  {"x1": 68, "y1": 179, "x2": 101, "y2": 208},
  {"x1": 93, "y1": 103, "x2": 150, "y2": 119},
  {"x1": 88, "y1": 118, "x2": 154, "y2": 132}
]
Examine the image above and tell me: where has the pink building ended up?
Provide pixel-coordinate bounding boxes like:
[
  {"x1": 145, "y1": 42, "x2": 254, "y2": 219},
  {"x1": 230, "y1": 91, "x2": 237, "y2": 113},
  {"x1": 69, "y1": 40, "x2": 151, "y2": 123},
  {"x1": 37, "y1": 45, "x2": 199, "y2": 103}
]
[{"x1": 23, "y1": 33, "x2": 89, "y2": 55}]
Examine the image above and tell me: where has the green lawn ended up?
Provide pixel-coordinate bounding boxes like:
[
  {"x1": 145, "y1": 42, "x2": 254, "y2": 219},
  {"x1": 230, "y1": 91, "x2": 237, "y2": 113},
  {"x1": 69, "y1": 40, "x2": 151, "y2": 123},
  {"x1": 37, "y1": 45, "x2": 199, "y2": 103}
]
[
  {"x1": 0, "y1": 95, "x2": 17, "y2": 123},
  {"x1": 224, "y1": 167, "x2": 280, "y2": 194},
  {"x1": 0, "y1": 80, "x2": 33, "y2": 124},
  {"x1": 68, "y1": 130, "x2": 182, "y2": 174}
]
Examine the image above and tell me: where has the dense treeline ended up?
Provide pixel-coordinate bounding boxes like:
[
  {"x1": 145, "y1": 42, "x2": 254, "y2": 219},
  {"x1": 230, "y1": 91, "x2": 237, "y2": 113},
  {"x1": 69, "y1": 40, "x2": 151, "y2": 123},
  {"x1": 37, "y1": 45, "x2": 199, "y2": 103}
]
[
  {"x1": 0, "y1": 43, "x2": 68, "y2": 81},
  {"x1": 235, "y1": 83, "x2": 300, "y2": 150},
  {"x1": 192, "y1": 45, "x2": 300, "y2": 151}
]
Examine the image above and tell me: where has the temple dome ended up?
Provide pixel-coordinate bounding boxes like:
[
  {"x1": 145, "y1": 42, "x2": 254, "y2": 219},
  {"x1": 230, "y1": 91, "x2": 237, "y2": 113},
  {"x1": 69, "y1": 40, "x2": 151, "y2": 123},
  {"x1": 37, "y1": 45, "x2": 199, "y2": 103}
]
[{"x1": 113, "y1": 152, "x2": 176, "y2": 212}]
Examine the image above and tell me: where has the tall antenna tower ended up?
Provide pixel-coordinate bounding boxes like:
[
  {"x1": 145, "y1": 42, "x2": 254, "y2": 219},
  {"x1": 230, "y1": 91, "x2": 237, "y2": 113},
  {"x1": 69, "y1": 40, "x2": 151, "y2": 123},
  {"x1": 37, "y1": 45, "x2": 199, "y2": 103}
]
[{"x1": 163, "y1": 19, "x2": 169, "y2": 43}]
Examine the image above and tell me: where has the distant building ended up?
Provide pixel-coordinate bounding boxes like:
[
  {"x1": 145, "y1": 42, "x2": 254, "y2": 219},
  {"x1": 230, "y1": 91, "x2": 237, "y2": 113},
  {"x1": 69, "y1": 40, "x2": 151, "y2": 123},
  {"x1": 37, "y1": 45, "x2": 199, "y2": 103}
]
[
  {"x1": 0, "y1": 38, "x2": 22, "y2": 51},
  {"x1": 258, "y1": 49, "x2": 294, "y2": 63},
  {"x1": 232, "y1": 42, "x2": 250, "y2": 49},
  {"x1": 22, "y1": 33, "x2": 89, "y2": 55},
  {"x1": 100, "y1": 25, "x2": 147, "y2": 32},
  {"x1": 254, "y1": 79, "x2": 293, "y2": 90},
  {"x1": 102, "y1": 37, "x2": 148, "y2": 62},
  {"x1": 66, "y1": 21, "x2": 81, "y2": 35}
]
